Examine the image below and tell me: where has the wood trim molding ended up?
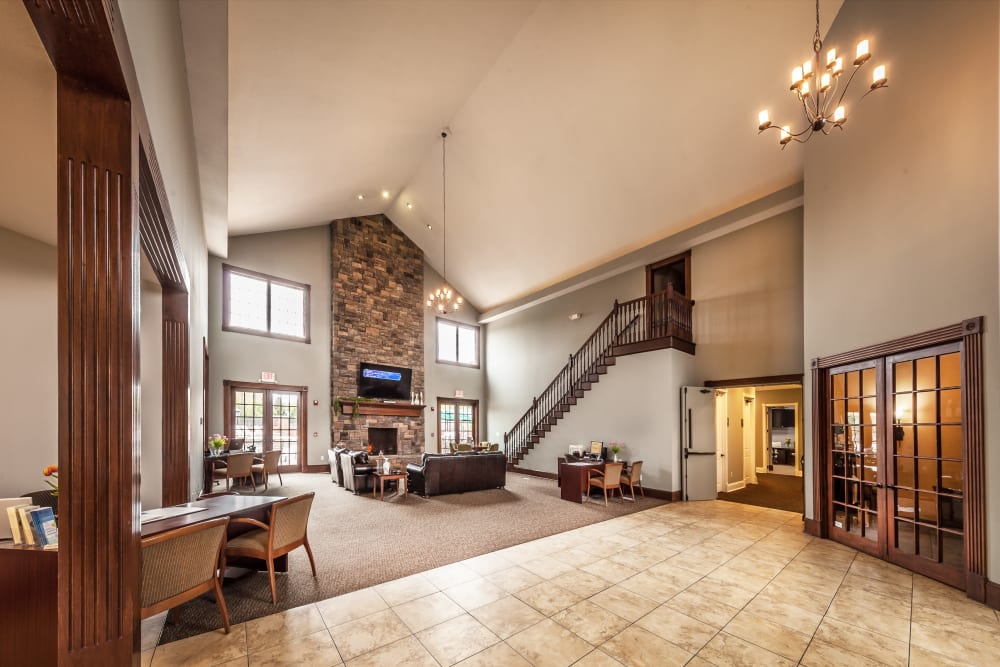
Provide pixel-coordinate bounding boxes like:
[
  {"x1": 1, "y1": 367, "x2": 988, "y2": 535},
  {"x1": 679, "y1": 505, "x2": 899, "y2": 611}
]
[
  {"x1": 161, "y1": 290, "x2": 189, "y2": 506},
  {"x1": 962, "y1": 321, "x2": 987, "y2": 602},
  {"x1": 223, "y1": 381, "x2": 310, "y2": 473},
  {"x1": 803, "y1": 518, "x2": 822, "y2": 537},
  {"x1": 507, "y1": 465, "x2": 558, "y2": 480},
  {"x1": 704, "y1": 374, "x2": 804, "y2": 388},
  {"x1": 813, "y1": 320, "x2": 977, "y2": 369},
  {"x1": 986, "y1": 580, "x2": 1000, "y2": 610},
  {"x1": 353, "y1": 402, "x2": 427, "y2": 419},
  {"x1": 507, "y1": 465, "x2": 681, "y2": 501},
  {"x1": 810, "y1": 365, "x2": 828, "y2": 538},
  {"x1": 222, "y1": 263, "x2": 312, "y2": 344},
  {"x1": 138, "y1": 144, "x2": 187, "y2": 290}
]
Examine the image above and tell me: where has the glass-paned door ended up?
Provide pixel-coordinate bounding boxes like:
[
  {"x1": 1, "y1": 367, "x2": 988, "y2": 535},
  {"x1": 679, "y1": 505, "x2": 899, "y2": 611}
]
[
  {"x1": 828, "y1": 360, "x2": 883, "y2": 555},
  {"x1": 227, "y1": 382, "x2": 306, "y2": 473},
  {"x1": 887, "y1": 344, "x2": 965, "y2": 587},
  {"x1": 437, "y1": 398, "x2": 479, "y2": 452}
]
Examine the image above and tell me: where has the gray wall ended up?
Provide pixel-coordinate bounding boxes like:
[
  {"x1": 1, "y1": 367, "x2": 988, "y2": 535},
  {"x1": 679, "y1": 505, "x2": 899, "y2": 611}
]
[
  {"x1": 802, "y1": 0, "x2": 1000, "y2": 577},
  {"x1": 486, "y1": 205, "x2": 804, "y2": 490},
  {"x1": 0, "y1": 227, "x2": 57, "y2": 496},
  {"x1": 140, "y1": 278, "x2": 163, "y2": 509},
  {"x1": 423, "y1": 264, "x2": 488, "y2": 450},
  {"x1": 208, "y1": 226, "x2": 332, "y2": 466},
  {"x1": 120, "y1": 0, "x2": 211, "y2": 499}
]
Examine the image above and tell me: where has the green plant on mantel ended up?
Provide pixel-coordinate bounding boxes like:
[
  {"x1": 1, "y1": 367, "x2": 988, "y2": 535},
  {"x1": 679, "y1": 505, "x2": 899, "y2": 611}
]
[{"x1": 334, "y1": 396, "x2": 379, "y2": 419}]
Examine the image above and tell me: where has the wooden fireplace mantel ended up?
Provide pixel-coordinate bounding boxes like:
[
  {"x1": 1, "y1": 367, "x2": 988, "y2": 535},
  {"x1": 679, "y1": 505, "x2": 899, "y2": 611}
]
[{"x1": 353, "y1": 402, "x2": 426, "y2": 418}]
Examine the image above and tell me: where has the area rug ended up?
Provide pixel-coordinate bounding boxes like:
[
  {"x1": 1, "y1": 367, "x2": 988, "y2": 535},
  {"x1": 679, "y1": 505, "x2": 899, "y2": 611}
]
[
  {"x1": 159, "y1": 471, "x2": 664, "y2": 643},
  {"x1": 718, "y1": 472, "x2": 804, "y2": 514}
]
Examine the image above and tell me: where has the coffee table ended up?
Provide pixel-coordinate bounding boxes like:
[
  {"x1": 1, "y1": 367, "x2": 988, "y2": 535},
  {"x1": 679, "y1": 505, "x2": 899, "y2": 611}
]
[{"x1": 372, "y1": 470, "x2": 407, "y2": 500}]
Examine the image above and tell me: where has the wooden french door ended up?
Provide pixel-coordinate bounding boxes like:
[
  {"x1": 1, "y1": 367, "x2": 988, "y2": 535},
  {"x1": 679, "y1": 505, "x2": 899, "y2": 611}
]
[
  {"x1": 437, "y1": 398, "x2": 479, "y2": 452},
  {"x1": 225, "y1": 381, "x2": 308, "y2": 473},
  {"x1": 826, "y1": 343, "x2": 965, "y2": 587}
]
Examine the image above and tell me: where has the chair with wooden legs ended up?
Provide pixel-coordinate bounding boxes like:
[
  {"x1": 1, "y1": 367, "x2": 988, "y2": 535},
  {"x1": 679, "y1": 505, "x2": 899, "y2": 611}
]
[
  {"x1": 587, "y1": 462, "x2": 624, "y2": 507},
  {"x1": 620, "y1": 460, "x2": 644, "y2": 499},
  {"x1": 252, "y1": 449, "x2": 283, "y2": 491},
  {"x1": 140, "y1": 517, "x2": 231, "y2": 633},
  {"x1": 213, "y1": 452, "x2": 255, "y2": 493},
  {"x1": 224, "y1": 493, "x2": 317, "y2": 603}
]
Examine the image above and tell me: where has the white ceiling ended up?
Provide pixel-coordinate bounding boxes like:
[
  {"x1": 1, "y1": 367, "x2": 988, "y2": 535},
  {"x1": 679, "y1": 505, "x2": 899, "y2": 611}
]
[{"x1": 221, "y1": 0, "x2": 843, "y2": 311}]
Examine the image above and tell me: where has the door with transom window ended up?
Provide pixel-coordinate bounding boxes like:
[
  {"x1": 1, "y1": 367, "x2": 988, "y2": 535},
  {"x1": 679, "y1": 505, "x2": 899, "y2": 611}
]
[
  {"x1": 437, "y1": 398, "x2": 479, "y2": 452},
  {"x1": 826, "y1": 343, "x2": 966, "y2": 587},
  {"x1": 225, "y1": 380, "x2": 307, "y2": 473}
]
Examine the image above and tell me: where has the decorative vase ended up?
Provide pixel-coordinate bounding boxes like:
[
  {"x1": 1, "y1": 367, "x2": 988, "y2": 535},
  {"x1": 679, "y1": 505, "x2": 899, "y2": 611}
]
[
  {"x1": 383, "y1": 458, "x2": 391, "y2": 474},
  {"x1": 613, "y1": 453, "x2": 619, "y2": 462}
]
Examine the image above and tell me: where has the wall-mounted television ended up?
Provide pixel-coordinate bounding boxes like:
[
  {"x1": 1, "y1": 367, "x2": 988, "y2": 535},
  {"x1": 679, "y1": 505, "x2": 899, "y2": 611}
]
[
  {"x1": 358, "y1": 362, "x2": 412, "y2": 401},
  {"x1": 770, "y1": 407, "x2": 796, "y2": 429}
]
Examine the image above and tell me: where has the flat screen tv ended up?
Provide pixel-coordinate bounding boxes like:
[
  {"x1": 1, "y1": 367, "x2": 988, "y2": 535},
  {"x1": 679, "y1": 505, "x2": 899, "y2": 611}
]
[{"x1": 358, "y1": 362, "x2": 412, "y2": 401}]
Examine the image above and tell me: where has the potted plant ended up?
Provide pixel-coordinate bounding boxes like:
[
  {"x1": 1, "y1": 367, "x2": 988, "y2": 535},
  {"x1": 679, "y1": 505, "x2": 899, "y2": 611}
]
[
  {"x1": 610, "y1": 442, "x2": 622, "y2": 462},
  {"x1": 208, "y1": 433, "x2": 229, "y2": 456}
]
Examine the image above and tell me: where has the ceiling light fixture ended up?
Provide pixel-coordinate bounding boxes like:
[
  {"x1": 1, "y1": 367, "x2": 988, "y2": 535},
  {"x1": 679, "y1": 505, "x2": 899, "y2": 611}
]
[
  {"x1": 426, "y1": 128, "x2": 464, "y2": 314},
  {"x1": 357, "y1": 193, "x2": 366, "y2": 200},
  {"x1": 406, "y1": 202, "x2": 414, "y2": 209},
  {"x1": 381, "y1": 190, "x2": 390, "y2": 199},
  {"x1": 757, "y1": 0, "x2": 887, "y2": 148}
]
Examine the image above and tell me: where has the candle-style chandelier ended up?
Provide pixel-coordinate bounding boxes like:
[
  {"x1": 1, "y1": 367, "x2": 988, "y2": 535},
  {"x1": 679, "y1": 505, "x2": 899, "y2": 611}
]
[
  {"x1": 757, "y1": 0, "x2": 887, "y2": 147},
  {"x1": 426, "y1": 129, "x2": 464, "y2": 313}
]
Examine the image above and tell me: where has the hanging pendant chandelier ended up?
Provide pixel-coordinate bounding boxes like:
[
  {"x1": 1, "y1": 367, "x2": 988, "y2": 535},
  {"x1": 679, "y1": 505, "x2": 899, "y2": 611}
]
[
  {"x1": 426, "y1": 129, "x2": 464, "y2": 313},
  {"x1": 757, "y1": 0, "x2": 887, "y2": 148}
]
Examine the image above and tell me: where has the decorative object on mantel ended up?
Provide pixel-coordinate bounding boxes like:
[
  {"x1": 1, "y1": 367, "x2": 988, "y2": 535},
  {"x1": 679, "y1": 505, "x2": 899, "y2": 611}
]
[
  {"x1": 335, "y1": 396, "x2": 425, "y2": 418},
  {"x1": 425, "y1": 128, "x2": 464, "y2": 313},
  {"x1": 334, "y1": 396, "x2": 379, "y2": 419},
  {"x1": 757, "y1": 0, "x2": 887, "y2": 147},
  {"x1": 42, "y1": 465, "x2": 59, "y2": 496}
]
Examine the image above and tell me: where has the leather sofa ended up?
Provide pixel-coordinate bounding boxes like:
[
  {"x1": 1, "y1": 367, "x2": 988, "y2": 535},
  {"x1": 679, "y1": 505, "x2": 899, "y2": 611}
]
[
  {"x1": 340, "y1": 451, "x2": 375, "y2": 494},
  {"x1": 330, "y1": 445, "x2": 351, "y2": 486},
  {"x1": 406, "y1": 452, "x2": 506, "y2": 497}
]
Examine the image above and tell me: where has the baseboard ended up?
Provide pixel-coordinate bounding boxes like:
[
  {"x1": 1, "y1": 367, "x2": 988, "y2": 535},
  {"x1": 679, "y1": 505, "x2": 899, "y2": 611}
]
[
  {"x1": 303, "y1": 464, "x2": 330, "y2": 473},
  {"x1": 755, "y1": 466, "x2": 768, "y2": 474},
  {"x1": 986, "y1": 580, "x2": 1000, "y2": 610},
  {"x1": 726, "y1": 481, "x2": 745, "y2": 492},
  {"x1": 509, "y1": 465, "x2": 558, "y2": 480},
  {"x1": 643, "y1": 487, "x2": 682, "y2": 502},
  {"x1": 803, "y1": 518, "x2": 821, "y2": 536}
]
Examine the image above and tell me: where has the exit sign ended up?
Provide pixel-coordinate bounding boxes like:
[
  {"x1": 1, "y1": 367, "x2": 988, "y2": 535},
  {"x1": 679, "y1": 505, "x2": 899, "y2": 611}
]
[{"x1": 261, "y1": 371, "x2": 276, "y2": 383}]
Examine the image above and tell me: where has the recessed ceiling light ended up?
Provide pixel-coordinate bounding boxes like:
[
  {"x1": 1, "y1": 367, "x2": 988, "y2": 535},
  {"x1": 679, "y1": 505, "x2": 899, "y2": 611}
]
[
  {"x1": 406, "y1": 202, "x2": 414, "y2": 209},
  {"x1": 426, "y1": 224, "x2": 432, "y2": 230},
  {"x1": 357, "y1": 194, "x2": 366, "y2": 200},
  {"x1": 381, "y1": 190, "x2": 390, "y2": 199}
]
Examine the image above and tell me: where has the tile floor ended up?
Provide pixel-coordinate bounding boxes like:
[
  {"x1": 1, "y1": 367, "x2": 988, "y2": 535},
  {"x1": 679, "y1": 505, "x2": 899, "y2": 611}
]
[{"x1": 142, "y1": 500, "x2": 1000, "y2": 666}]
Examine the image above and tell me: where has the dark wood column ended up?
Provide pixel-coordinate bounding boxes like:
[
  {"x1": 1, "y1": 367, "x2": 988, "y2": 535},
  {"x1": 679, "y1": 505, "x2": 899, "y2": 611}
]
[
  {"x1": 961, "y1": 318, "x2": 987, "y2": 602},
  {"x1": 162, "y1": 289, "x2": 190, "y2": 506},
  {"x1": 57, "y1": 76, "x2": 140, "y2": 665}
]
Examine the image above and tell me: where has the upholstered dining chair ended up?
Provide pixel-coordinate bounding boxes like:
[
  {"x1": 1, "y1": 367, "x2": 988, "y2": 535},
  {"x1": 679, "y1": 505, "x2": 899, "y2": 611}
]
[
  {"x1": 140, "y1": 517, "x2": 231, "y2": 633},
  {"x1": 252, "y1": 449, "x2": 283, "y2": 491},
  {"x1": 455, "y1": 443, "x2": 473, "y2": 452},
  {"x1": 224, "y1": 493, "x2": 317, "y2": 604},
  {"x1": 620, "y1": 460, "x2": 644, "y2": 499},
  {"x1": 213, "y1": 452, "x2": 255, "y2": 492},
  {"x1": 587, "y1": 462, "x2": 624, "y2": 507}
]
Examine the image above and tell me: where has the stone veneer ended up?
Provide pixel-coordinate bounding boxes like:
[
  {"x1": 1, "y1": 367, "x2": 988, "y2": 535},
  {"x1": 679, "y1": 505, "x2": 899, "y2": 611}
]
[{"x1": 330, "y1": 215, "x2": 425, "y2": 457}]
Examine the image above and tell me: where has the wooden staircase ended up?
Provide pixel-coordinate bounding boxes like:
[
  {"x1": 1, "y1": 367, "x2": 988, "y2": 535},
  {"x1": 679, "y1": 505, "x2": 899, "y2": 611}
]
[{"x1": 504, "y1": 288, "x2": 695, "y2": 465}]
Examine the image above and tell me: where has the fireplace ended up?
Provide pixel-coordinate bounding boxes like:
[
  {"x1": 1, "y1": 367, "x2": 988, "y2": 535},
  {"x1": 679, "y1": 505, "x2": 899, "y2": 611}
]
[{"x1": 368, "y1": 427, "x2": 398, "y2": 455}]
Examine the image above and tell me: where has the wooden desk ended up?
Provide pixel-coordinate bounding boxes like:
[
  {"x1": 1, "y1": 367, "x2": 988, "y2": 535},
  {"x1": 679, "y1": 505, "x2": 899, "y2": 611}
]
[
  {"x1": 0, "y1": 543, "x2": 57, "y2": 666},
  {"x1": 559, "y1": 461, "x2": 605, "y2": 503}
]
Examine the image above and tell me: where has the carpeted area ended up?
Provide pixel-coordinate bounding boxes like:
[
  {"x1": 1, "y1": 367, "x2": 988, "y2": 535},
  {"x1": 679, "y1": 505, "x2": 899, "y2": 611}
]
[
  {"x1": 718, "y1": 472, "x2": 804, "y2": 514},
  {"x1": 159, "y1": 471, "x2": 663, "y2": 644}
]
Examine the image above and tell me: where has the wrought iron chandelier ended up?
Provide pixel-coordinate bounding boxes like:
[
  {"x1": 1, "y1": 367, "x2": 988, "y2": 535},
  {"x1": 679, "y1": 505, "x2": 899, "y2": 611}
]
[
  {"x1": 757, "y1": 0, "x2": 887, "y2": 147},
  {"x1": 426, "y1": 129, "x2": 464, "y2": 313}
]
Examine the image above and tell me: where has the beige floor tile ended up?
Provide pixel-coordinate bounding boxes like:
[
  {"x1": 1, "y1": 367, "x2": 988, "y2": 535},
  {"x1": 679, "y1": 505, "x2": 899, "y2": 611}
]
[
  {"x1": 443, "y1": 577, "x2": 508, "y2": 611},
  {"x1": 666, "y1": 546, "x2": 732, "y2": 575},
  {"x1": 470, "y1": 595, "x2": 546, "y2": 639},
  {"x1": 742, "y1": 593, "x2": 823, "y2": 635},
  {"x1": 665, "y1": 590, "x2": 741, "y2": 629},
  {"x1": 813, "y1": 617, "x2": 908, "y2": 667},
  {"x1": 316, "y1": 588, "x2": 387, "y2": 628},
  {"x1": 684, "y1": 658, "x2": 716, "y2": 667},
  {"x1": 839, "y1": 572, "x2": 911, "y2": 601},
  {"x1": 552, "y1": 599, "x2": 631, "y2": 645},
  {"x1": 423, "y1": 562, "x2": 480, "y2": 589},
  {"x1": 723, "y1": 611, "x2": 810, "y2": 662},
  {"x1": 513, "y1": 580, "x2": 583, "y2": 616},
  {"x1": 615, "y1": 570, "x2": 684, "y2": 604},
  {"x1": 151, "y1": 626, "x2": 247, "y2": 667},
  {"x1": 573, "y1": 649, "x2": 625, "y2": 666},
  {"x1": 247, "y1": 629, "x2": 341, "y2": 667},
  {"x1": 644, "y1": 561, "x2": 705, "y2": 588},
  {"x1": 521, "y1": 554, "x2": 577, "y2": 580},
  {"x1": 849, "y1": 555, "x2": 914, "y2": 589},
  {"x1": 559, "y1": 546, "x2": 603, "y2": 568},
  {"x1": 590, "y1": 584, "x2": 659, "y2": 623},
  {"x1": 606, "y1": 546, "x2": 668, "y2": 571},
  {"x1": 141, "y1": 612, "x2": 167, "y2": 651},
  {"x1": 705, "y1": 564, "x2": 773, "y2": 594},
  {"x1": 686, "y1": 578, "x2": 756, "y2": 609},
  {"x1": 756, "y1": 581, "x2": 834, "y2": 616},
  {"x1": 393, "y1": 591, "x2": 465, "y2": 633},
  {"x1": 245, "y1": 604, "x2": 326, "y2": 653},
  {"x1": 329, "y1": 609, "x2": 411, "y2": 662},
  {"x1": 454, "y1": 641, "x2": 532, "y2": 667},
  {"x1": 415, "y1": 613, "x2": 499, "y2": 666},
  {"x1": 550, "y1": 570, "x2": 612, "y2": 598},
  {"x1": 344, "y1": 636, "x2": 438, "y2": 667},
  {"x1": 486, "y1": 565, "x2": 545, "y2": 594},
  {"x1": 374, "y1": 573, "x2": 437, "y2": 606},
  {"x1": 141, "y1": 649, "x2": 154, "y2": 667},
  {"x1": 800, "y1": 638, "x2": 885, "y2": 666},
  {"x1": 600, "y1": 625, "x2": 692, "y2": 667},
  {"x1": 910, "y1": 621, "x2": 1000, "y2": 665},
  {"x1": 908, "y1": 644, "x2": 979, "y2": 667},
  {"x1": 635, "y1": 605, "x2": 717, "y2": 653},
  {"x1": 911, "y1": 602, "x2": 1000, "y2": 648},
  {"x1": 216, "y1": 659, "x2": 250, "y2": 667},
  {"x1": 463, "y1": 552, "x2": 516, "y2": 576},
  {"x1": 506, "y1": 618, "x2": 593, "y2": 667},
  {"x1": 825, "y1": 594, "x2": 911, "y2": 641},
  {"x1": 723, "y1": 553, "x2": 786, "y2": 579},
  {"x1": 696, "y1": 632, "x2": 795, "y2": 667},
  {"x1": 581, "y1": 558, "x2": 639, "y2": 584}
]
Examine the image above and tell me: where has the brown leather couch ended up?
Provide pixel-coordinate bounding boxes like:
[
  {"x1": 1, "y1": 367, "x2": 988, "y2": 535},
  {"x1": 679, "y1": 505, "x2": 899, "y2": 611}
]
[{"x1": 406, "y1": 452, "x2": 506, "y2": 497}]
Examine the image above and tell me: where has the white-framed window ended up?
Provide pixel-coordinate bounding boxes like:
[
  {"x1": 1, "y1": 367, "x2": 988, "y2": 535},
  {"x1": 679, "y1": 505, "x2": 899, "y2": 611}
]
[
  {"x1": 223, "y1": 264, "x2": 310, "y2": 343},
  {"x1": 436, "y1": 317, "x2": 479, "y2": 367}
]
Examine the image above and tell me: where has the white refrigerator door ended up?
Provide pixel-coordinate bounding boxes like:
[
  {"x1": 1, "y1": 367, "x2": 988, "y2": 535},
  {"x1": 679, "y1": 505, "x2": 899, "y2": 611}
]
[{"x1": 682, "y1": 386, "x2": 718, "y2": 501}]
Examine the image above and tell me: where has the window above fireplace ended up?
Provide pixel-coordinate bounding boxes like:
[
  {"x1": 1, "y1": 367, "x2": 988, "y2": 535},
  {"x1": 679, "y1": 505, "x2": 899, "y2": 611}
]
[{"x1": 436, "y1": 317, "x2": 479, "y2": 368}]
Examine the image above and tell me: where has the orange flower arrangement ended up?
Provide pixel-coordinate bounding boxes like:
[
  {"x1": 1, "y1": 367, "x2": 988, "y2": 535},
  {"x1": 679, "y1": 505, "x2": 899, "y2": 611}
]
[{"x1": 43, "y1": 464, "x2": 59, "y2": 495}]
